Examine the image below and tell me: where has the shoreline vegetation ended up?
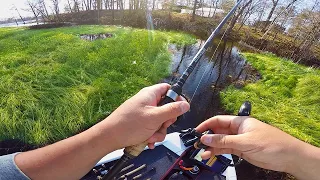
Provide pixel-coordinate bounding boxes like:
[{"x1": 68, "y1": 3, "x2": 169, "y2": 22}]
[
  {"x1": 0, "y1": 25, "x2": 196, "y2": 145},
  {"x1": 221, "y1": 53, "x2": 320, "y2": 147},
  {"x1": 32, "y1": 10, "x2": 320, "y2": 68}
]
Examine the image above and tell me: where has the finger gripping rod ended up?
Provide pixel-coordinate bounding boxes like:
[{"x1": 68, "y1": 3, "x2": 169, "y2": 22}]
[
  {"x1": 102, "y1": 97, "x2": 174, "y2": 180},
  {"x1": 123, "y1": 96, "x2": 175, "y2": 154}
]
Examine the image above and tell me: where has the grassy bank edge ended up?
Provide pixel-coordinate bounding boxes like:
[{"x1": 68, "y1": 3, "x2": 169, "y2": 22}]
[{"x1": 220, "y1": 53, "x2": 320, "y2": 147}]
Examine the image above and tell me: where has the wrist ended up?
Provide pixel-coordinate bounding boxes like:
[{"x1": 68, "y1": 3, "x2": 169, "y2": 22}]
[
  {"x1": 86, "y1": 118, "x2": 123, "y2": 155},
  {"x1": 285, "y1": 139, "x2": 320, "y2": 180},
  {"x1": 285, "y1": 138, "x2": 308, "y2": 174}
]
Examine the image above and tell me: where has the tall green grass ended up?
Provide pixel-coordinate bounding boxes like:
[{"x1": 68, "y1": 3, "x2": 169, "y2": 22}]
[
  {"x1": 0, "y1": 25, "x2": 195, "y2": 145},
  {"x1": 221, "y1": 53, "x2": 320, "y2": 146}
]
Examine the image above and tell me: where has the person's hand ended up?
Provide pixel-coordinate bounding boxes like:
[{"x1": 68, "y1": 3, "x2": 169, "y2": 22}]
[
  {"x1": 195, "y1": 115, "x2": 310, "y2": 173},
  {"x1": 101, "y1": 83, "x2": 190, "y2": 150},
  {"x1": 13, "y1": 84, "x2": 189, "y2": 180}
]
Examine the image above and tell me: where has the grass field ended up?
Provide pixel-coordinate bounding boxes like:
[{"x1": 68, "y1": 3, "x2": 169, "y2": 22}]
[
  {"x1": 221, "y1": 53, "x2": 320, "y2": 146},
  {"x1": 0, "y1": 25, "x2": 195, "y2": 145}
]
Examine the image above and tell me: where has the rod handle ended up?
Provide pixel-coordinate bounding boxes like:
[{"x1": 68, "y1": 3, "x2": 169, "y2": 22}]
[
  {"x1": 124, "y1": 95, "x2": 175, "y2": 157},
  {"x1": 124, "y1": 142, "x2": 149, "y2": 158}
]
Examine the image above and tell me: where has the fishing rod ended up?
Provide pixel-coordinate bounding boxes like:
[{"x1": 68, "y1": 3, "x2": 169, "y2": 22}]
[{"x1": 102, "y1": 1, "x2": 243, "y2": 179}]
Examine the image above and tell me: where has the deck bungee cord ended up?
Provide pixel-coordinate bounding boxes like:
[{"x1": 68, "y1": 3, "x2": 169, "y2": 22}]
[{"x1": 102, "y1": 1, "x2": 244, "y2": 179}]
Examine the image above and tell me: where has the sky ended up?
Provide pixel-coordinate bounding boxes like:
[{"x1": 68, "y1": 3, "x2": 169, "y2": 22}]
[
  {"x1": 0, "y1": 0, "x2": 29, "y2": 20},
  {"x1": 0, "y1": 0, "x2": 68, "y2": 20},
  {"x1": 0, "y1": 0, "x2": 316, "y2": 21}
]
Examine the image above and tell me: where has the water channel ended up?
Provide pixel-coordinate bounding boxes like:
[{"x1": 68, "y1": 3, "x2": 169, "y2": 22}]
[{"x1": 164, "y1": 39, "x2": 250, "y2": 132}]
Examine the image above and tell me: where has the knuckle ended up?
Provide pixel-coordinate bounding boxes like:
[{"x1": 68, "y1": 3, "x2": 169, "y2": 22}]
[
  {"x1": 140, "y1": 110, "x2": 156, "y2": 122},
  {"x1": 173, "y1": 103, "x2": 182, "y2": 114},
  {"x1": 217, "y1": 134, "x2": 228, "y2": 146},
  {"x1": 167, "y1": 103, "x2": 180, "y2": 114},
  {"x1": 142, "y1": 110, "x2": 155, "y2": 120},
  {"x1": 159, "y1": 135, "x2": 166, "y2": 142}
]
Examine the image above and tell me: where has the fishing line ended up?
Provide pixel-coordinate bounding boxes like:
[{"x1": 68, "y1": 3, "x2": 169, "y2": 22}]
[{"x1": 189, "y1": 18, "x2": 233, "y2": 104}]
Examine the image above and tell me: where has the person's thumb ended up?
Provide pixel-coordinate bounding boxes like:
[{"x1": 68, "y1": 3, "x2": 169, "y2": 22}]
[
  {"x1": 152, "y1": 101, "x2": 190, "y2": 122},
  {"x1": 201, "y1": 134, "x2": 242, "y2": 149}
]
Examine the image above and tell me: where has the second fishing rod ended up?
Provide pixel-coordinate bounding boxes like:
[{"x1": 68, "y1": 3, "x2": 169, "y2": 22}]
[{"x1": 102, "y1": 1, "x2": 243, "y2": 179}]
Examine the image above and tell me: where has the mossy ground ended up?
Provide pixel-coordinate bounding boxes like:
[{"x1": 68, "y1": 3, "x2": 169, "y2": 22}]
[
  {"x1": 0, "y1": 25, "x2": 195, "y2": 145},
  {"x1": 221, "y1": 53, "x2": 320, "y2": 146}
]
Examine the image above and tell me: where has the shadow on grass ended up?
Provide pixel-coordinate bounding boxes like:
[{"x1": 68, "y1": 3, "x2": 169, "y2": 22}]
[{"x1": 0, "y1": 140, "x2": 36, "y2": 156}]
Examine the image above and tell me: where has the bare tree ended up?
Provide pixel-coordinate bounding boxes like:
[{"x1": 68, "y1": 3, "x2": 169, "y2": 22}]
[
  {"x1": 83, "y1": 0, "x2": 92, "y2": 10},
  {"x1": 73, "y1": 0, "x2": 80, "y2": 12},
  {"x1": 262, "y1": 0, "x2": 280, "y2": 32},
  {"x1": 225, "y1": 0, "x2": 253, "y2": 36},
  {"x1": 97, "y1": 0, "x2": 101, "y2": 23},
  {"x1": 237, "y1": 0, "x2": 263, "y2": 30},
  {"x1": 82, "y1": 0, "x2": 89, "y2": 10},
  {"x1": 208, "y1": 0, "x2": 219, "y2": 17},
  {"x1": 51, "y1": 0, "x2": 60, "y2": 15},
  {"x1": 129, "y1": 0, "x2": 133, "y2": 11},
  {"x1": 112, "y1": 0, "x2": 115, "y2": 22},
  {"x1": 191, "y1": 0, "x2": 198, "y2": 21},
  {"x1": 271, "y1": 5, "x2": 296, "y2": 40},
  {"x1": 290, "y1": 3, "x2": 320, "y2": 60},
  {"x1": 220, "y1": 0, "x2": 235, "y2": 12},
  {"x1": 261, "y1": 0, "x2": 298, "y2": 38},
  {"x1": 208, "y1": 0, "x2": 214, "y2": 17},
  {"x1": 12, "y1": 4, "x2": 26, "y2": 24},
  {"x1": 89, "y1": 0, "x2": 93, "y2": 10},
  {"x1": 253, "y1": 0, "x2": 267, "y2": 31},
  {"x1": 103, "y1": 0, "x2": 109, "y2": 9},
  {"x1": 25, "y1": 0, "x2": 40, "y2": 24},
  {"x1": 50, "y1": 0, "x2": 61, "y2": 21},
  {"x1": 152, "y1": 0, "x2": 156, "y2": 10},
  {"x1": 34, "y1": 0, "x2": 50, "y2": 21},
  {"x1": 67, "y1": 0, "x2": 73, "y2": 13}
]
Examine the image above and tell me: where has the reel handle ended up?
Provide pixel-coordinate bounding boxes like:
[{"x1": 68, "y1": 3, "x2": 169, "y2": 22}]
[{"x1": 194, "y1": 101, "x2": 252, "y2": 149}]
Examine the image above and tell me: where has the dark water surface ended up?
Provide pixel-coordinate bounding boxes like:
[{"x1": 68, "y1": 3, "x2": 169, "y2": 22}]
[
  {"x1": 164, "y1": 40, "x2": 249, "y2": 132},
  {"x1": 80, "y1": 33, "x2": 113, "y2": 41}
]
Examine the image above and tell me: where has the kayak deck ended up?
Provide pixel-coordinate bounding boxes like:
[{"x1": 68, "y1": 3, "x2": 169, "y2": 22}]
[{"x1": 81, "y1": 133, "x2": 237, "y2": 180}]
